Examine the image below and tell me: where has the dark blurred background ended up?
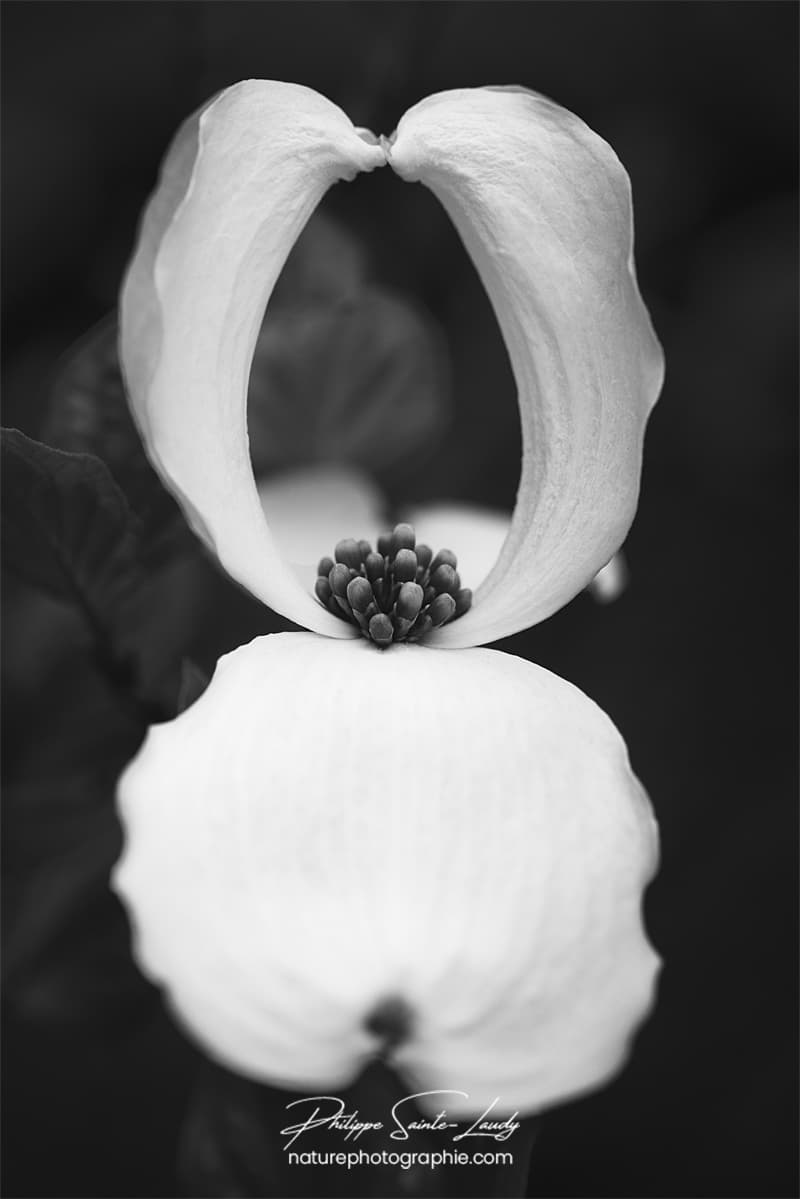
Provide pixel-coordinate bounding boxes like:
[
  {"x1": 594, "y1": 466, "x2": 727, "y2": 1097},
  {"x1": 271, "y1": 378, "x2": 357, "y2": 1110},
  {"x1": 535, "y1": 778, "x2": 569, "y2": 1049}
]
[{"x1": 2, "y1": 3, "x2": 798, "y2": 1197}]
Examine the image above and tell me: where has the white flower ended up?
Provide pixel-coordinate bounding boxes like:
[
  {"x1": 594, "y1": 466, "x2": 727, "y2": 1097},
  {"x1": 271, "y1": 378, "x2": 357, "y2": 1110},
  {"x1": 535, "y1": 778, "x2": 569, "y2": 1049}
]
[{"x1": 112, "y1": 81, "x2": 664, "y2": 1118}]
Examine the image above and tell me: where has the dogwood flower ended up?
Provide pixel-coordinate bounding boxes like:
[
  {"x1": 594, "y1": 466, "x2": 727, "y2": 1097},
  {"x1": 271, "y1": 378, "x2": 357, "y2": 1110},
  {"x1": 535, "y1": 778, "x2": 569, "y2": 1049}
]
[{"x1": 113, "y1": 81, "x2": 664, "y2": 1117}]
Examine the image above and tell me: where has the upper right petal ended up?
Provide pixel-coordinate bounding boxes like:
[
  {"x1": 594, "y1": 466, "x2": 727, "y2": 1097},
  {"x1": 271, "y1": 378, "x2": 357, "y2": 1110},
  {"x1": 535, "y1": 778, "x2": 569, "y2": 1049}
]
[{"x1": 387, "y1": 87, "x2": 664, "y2": 647}]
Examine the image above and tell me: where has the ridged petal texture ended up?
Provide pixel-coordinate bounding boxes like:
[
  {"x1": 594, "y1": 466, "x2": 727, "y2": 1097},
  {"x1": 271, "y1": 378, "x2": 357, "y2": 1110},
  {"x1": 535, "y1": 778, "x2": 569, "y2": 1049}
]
[
  {"x1": 408, "y1": 502, "x2": 627, "y2": 599},
  {"x1": 387, "y1": 88, "x2": 664, "y2": 646},
  {"x1": 119, "y1": 80, "x2": 384, "y2": 637},
  {"x1": 114, "y1": 633, "x2": 660, "y2": 1116}
]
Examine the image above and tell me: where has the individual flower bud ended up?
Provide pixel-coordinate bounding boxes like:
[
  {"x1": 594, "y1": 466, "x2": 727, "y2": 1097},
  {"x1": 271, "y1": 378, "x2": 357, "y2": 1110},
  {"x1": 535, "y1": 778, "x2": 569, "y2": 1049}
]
[
  {"x1": 335, "y1": 538, "x2": 364, "y2": 570},
  {"x1": 428, "y1": 592, "x2": 457, "y2": 627},
  {"x1": 429, "y1": 548, "x2": 458, "y2": 577},
  {"x1": 394, "y1": 549, "x2": 418, "y2": 583},
  {"x1": 314, "y1": 577, "x2": 332, "y2": 605},
  {"x1": 454, "y1": 588, "x2": 473, "y2": 617},
  {"x1": 396, "y1": 581, "x2": 424, "y2": 621},
  {"x1": 368, "y1": 613, "x2": 394, "y2": 647},
  {"x1": 430, "y1": 564, "x2": 458, "y2": 595},
  {"x1": 329, "y1": 563, "x2": 352, "y2": 597},
  {"x1": 365, "y1": 552, "x2": 385, "y2": 583},
  {"x1": 391, "y1": 523, "x2": 416, "y2": 554},
  {"x1": 346, "y1": 576, "x2": 374, "y2": 613}
]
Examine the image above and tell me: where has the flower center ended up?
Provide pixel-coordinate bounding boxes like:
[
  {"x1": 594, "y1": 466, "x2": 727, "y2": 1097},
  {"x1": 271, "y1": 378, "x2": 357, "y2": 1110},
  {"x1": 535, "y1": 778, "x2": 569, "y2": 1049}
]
[{"x1": 314, "y1": 523, "x2": 472, "y2": 648}]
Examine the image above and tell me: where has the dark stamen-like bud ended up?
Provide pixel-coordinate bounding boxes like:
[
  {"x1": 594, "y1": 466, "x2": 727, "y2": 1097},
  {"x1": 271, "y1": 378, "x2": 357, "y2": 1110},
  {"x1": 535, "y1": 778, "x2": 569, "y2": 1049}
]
[
  {"x1": 429, "y1": 547, "x2": 458, "y2": 576},
  {"x1": 329, "y1": 563, "x2": 352, "y2": 597},
  {"x1": 428, "y1": 592, "x2": 457, "y2": 627},
  {"x1": 394, "y1": 548, "x2": 418, "y2": 583},
  {"x1": 335, "y1": 539, "x2": 364, "y2": 570},
  {"x1": 391, "y1": 523, "x2": 416, "y2": 554},
  {"x1": 346, "y1": 576, "x2": 373, "y2": 613},
  {"x1": 369, "y1": 613, "x2": 394, "y2": 647},
  {"x1": 430, "y1": 563, "x2": 458, "y2": 595},
  {"x1": 314, "y1": 523, "x2": 470, "y2": 648},
  {"x1": 454, "y1": 587, "x2": 473, "y2": 617},
  {"x1": 396, "y1": 581, "x2": 424, "y2": 621},
  {"x1": 315, "y1": 577, "x2": 332, "y2": 605},
  {"x1": 365, "y1": 552, "x2": 384, "y2": 583}
]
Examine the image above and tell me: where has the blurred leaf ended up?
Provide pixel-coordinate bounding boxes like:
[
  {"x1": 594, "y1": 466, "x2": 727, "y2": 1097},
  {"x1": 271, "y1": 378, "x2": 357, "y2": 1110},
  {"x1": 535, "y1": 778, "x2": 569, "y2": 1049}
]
[
  {"x1": 0, "y1": 435, "x2": 263, "y2": 1036},
  {"x1": 270, "y1": 207, "x2": 367, "y2": 303},
  {"x1": 0, "y1": 428, "x2": 184, "y2": 723},
  {"x1": 1, "y1": 428, "x2": 143, "y2": 633},
  {"x1": 2, "y1": 775, "x2": 156, "y2": 1030},
  {"x1": 42, "y1": 316, "x2": 187, "y2": 559},
  {"x1": 0, "y1": 436, "x2": 160, "y2": 1028},
  {"x1": 249, "y1": 287, "x2": 450, "y2": 477},
  {"x1": 1, "y1": 582, "x2": 146, "y2": 786}
]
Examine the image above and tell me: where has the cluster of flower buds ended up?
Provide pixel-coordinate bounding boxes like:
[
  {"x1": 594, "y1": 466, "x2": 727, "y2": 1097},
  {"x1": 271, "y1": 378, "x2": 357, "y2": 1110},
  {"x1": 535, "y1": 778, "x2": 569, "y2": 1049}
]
[{"x1": 314, "y1": 523, "x2": 472, "y2": 648}]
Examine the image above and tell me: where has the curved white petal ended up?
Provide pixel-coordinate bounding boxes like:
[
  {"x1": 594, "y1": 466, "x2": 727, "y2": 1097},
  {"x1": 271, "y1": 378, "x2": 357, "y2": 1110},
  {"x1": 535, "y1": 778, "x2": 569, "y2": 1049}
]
[
  {"x1": 387, "y1": 88, "x2": 664, "y2": 647},
  {"x1": 408, "y1": 503, "x2": 629, "y2": 606},
  {"x1": 119, "y1": 81, "x2": 385, "y2": 637},
  {"x1": 257, "y1": 465, "x2": 387, "y2": 589},
  {"x1": 114, "y1": 633, "x2": 660, "y2": 1117}
]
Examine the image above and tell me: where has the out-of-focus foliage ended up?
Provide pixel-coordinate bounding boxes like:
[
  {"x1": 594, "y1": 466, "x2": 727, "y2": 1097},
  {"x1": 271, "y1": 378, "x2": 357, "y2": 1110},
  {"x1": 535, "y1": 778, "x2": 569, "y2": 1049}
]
[{"x1": 2, "y1": 430, "x2": 144, "y2": 656}]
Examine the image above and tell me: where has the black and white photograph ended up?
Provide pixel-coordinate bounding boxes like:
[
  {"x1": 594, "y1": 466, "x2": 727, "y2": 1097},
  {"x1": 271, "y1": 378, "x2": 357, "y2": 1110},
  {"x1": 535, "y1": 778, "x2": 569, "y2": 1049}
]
[{"x1": 1, "y1": 3, "x2": 797, "y2": 1197}]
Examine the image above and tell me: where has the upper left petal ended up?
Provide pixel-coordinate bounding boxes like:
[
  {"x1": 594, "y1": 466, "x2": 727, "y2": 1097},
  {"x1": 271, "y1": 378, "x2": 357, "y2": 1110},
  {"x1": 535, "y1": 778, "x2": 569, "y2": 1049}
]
[{"x1": 119, "y1": 81, "x2": 385, "y2": 636}]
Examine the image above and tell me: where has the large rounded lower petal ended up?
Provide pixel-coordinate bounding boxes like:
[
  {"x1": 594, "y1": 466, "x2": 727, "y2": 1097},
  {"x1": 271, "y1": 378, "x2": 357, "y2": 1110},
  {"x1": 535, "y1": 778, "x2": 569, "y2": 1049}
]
[
  {"x1": 119, "y1": 81, "x2": 384, "y2": 637},
  {"x1": 114, "y1": 633, "x2": 660, "y2": 1116},
  {"x1": 387, "y1": 87, "x2": 665, "y2": 646}
]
